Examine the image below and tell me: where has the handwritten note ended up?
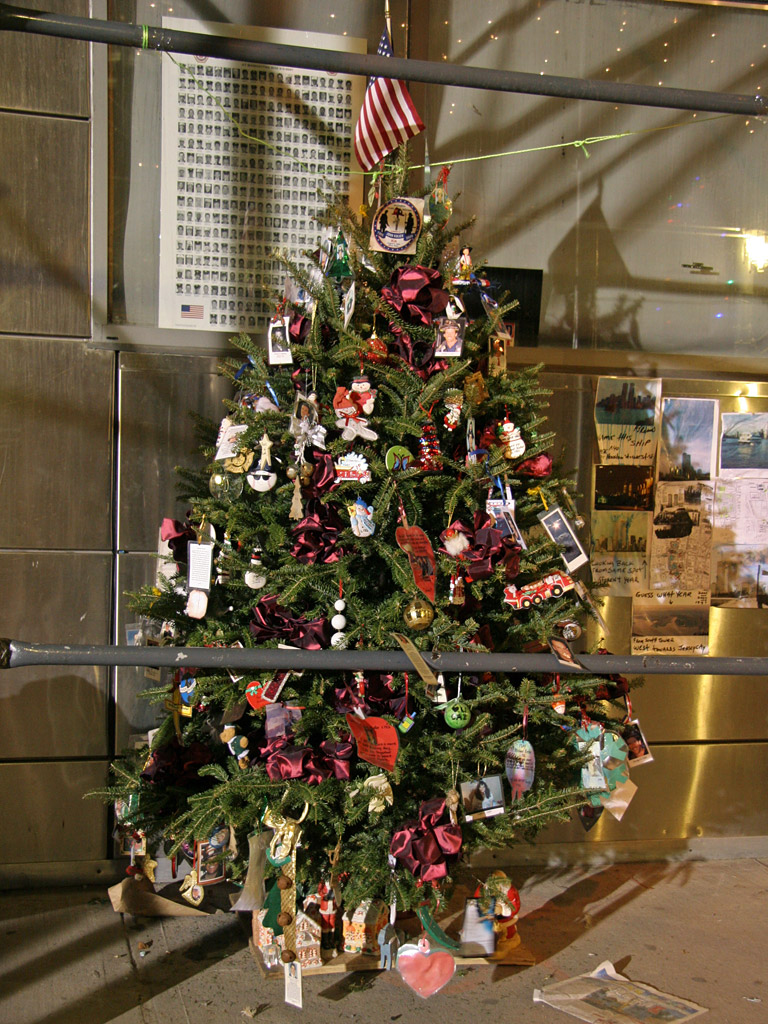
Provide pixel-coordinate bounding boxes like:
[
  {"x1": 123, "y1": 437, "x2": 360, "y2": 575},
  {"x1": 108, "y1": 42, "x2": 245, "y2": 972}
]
[{"x1": 592, "y1": 553, "x2": 648, "y2": 596}]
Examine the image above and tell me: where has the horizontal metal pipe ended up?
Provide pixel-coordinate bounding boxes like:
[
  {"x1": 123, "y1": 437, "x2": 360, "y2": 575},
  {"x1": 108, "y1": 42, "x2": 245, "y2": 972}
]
[
  {"x1": 2, "y1": 638, "x2": 766, "y2": 677},
  {"x1": 0, "y1": 3, "x2": 764, "y2": 117}
]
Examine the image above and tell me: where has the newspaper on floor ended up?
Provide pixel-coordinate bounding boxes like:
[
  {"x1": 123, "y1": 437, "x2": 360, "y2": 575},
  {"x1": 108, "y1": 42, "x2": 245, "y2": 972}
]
[{"x1": 533, "y1": 960, "x2": 708, "y2": 1023}]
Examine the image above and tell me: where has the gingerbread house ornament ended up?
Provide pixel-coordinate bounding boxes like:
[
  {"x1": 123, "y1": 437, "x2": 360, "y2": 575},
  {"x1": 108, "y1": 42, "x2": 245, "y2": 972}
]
[
  {"x1": 342, "y1": 899, "x2": 388, "y2": 955},
  {"x1": 294, "y1": 910, "x2": 323, "y2": 968}
]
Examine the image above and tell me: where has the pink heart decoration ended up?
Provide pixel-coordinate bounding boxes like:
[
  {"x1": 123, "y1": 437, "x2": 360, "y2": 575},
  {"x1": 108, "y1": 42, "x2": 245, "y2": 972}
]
[{"x1": 397, "y1": 941, "x2": 455, "y2": 999}]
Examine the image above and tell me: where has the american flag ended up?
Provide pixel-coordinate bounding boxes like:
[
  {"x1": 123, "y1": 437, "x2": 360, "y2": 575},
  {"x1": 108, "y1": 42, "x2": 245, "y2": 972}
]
[
  {"x1": 181, "y1": 304, "x2": 204, "y2": 319},
  {"x1": 354, "y1": 28, "x2": 425, "y2": 173}
]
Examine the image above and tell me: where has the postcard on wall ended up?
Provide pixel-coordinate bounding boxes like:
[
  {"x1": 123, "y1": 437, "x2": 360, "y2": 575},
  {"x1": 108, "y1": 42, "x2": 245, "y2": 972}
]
[
  {"x1": 713, "y1": 478, "x2": 768, "y2": 547},
  {"x1": 594, "y1": 465, "x2": 654, "y2": 511},
  {"x1": 591, "y1": 553, "x2": 648, "y2": 597},
  {"x1": 657, "y1": 397, "x2": 718, "y2": 482},
  {"x1": 719, "y1": 412, "x2": 768, "y2": 477},
  {"x1": 631, "y1": 590, "x2": 710, "y2": 655},
  {"x1": 711, "y1": 543, "x2": 768, "y2": 607},
  {"x1": 594, "y1": 376, "x2": 661, "y2": 466},
  {"x1": 649, "y1": 481, "x2": 713, "y2": 591},
  {"x1": 591, "y1": 510, "x2": 649, "y2": 554}
]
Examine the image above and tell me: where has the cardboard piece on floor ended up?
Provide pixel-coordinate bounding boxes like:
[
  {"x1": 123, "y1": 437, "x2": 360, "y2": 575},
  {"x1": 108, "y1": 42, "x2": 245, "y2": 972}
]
[{"x1": 108, "y1": 875, "x2": 207, "y2": 917}]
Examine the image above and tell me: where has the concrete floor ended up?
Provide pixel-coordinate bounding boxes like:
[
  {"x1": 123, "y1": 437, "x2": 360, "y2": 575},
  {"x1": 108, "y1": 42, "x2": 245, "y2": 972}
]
[{"x1": 0, "y1": 857, "x2": 765, "y2": 1023}]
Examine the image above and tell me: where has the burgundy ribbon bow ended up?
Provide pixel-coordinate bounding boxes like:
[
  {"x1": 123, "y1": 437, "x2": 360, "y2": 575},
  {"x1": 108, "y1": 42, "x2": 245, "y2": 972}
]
[
  {"x1": 333, "y1": 673, "x2": 408, "y2": 720},
  {"x1": 441, "y1": 513, "x2": 521, "y2": 582},
  {"x1": 160, "y1": 517, "x2": 196, "y2": 564},
  {"x1": 381, "y1": 265, "x2": 450, "y2": 377},
  {"x1": 514, "y1": 452, "x2": 552, "y2": 478},
  {"x1": 290, "y1": 499, "x2": 345, "y2": 564},
  {"x1": 390, "y1": 797, "x2": 463, "y2": 881},
  {"x1": 259, "y1": 736, "x2": 353, "y2": 784},
  {"x1": 302, "y1": 448, "x2": 339, "y2": 498},
  {"x1": 249, "y1": 594, "x2": 330, "y2": 649}
]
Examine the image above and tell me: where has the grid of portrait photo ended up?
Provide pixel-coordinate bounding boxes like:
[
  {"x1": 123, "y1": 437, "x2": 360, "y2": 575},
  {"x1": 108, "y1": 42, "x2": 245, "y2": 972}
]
[{"x1": 159, "y1": 20, "x2": 364, "y2": 332}]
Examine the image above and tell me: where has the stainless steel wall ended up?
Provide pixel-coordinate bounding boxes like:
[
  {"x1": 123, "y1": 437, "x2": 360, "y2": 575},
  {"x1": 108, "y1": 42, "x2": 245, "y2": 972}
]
[{"x1": 0, "y1": 0, "x2": 114, "y2": 880}]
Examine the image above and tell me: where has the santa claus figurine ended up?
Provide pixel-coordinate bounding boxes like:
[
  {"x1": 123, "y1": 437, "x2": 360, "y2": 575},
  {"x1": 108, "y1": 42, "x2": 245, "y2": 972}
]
[{"x1": 483, "y1": 870, "x2": 521, "y2": 960}]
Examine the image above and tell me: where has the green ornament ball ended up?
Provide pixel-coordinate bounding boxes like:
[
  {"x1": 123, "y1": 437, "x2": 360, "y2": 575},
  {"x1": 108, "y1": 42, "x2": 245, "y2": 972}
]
[
  {"x1": 444, "y1": 700, "x2": 471, "y2": 729},
  {"x1": 402, "y1": 596, "x2": 434, "y2": 631}
]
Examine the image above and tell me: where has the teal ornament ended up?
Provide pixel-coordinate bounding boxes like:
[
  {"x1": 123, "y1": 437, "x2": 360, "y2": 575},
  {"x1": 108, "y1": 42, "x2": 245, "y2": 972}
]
[
  {"x1": 443, "y1": 700, "x2": 471, "y2": 730},
  {"x1": 575, "y1": 724, "x2": 629, "y2": 807}
]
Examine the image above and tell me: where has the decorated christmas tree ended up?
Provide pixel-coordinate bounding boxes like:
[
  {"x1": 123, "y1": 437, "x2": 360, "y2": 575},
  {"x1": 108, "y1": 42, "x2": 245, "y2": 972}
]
[{"x1": 103, "y1": 147, "x2": 630, "y2": 957}]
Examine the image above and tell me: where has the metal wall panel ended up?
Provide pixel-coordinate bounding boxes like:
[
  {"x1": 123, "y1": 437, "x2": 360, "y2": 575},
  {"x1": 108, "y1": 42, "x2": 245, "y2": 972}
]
[
  {"x1": 537, "y1": 742, "x2": 768, "y2": 845},
  {"x1": 0, "y1": 762, "x2": 109, "y2": 864},
  {"x1": 0, "y1": 338, "x2": 114, "y2": 550},
  {"x1": 0, "y1": 0, "x2": 89, "y2": 116},
  {"x1": 0, "y1": 113, "x2": 90, "y2": 337},
  {"x1": 0, "y1": 552, "x2": 112, "y2": 759},
  {"x1": 114, "y1": 552, "x2": 169, "y2": 751},
  {"x1": 117, "y1": 353, "x2": 232, "y2": 552}
]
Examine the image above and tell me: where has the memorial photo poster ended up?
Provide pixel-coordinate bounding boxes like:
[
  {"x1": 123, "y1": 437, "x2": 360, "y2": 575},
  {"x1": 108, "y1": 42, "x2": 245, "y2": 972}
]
[
  {"x1": 713, "y1": 478, "x2": 768, "y2": 547},
  {"x1": 649, "y1": 481, "x2": 713, "y2": 591},
  {"x1": 657, "y1": 397, "x2": 718, "y2": 482},
  {"x1": 158, "y1": 19, "x2": 365, "y2": 332},
  {"x1": 719, "y1": 412, "x2": 768, "y2": 477},
  {"x1": 591, "y1": 510, "x2": 649, "y2": 553},
  {"x1": 594, "y1": 377, "x2": 661, "y2": 465},
  {"x1": 631, "y1": 590, "x2": 710, "y2": 655}
]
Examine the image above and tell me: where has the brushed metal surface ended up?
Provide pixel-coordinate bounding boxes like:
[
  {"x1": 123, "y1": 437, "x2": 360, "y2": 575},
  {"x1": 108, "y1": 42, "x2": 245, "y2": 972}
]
[
  {"x1": 117, "y1": 353, "x2": 231, "y2": 552},
  {"x1": 0, "y1": 762, "x2": 109, "y2": 864},
  {"x1": 0, "y1": 114, "x2": 90, "y2": 337},
  {"x1": 0, "y1": 0, "x2": 89, "y2": 116},
  {"x1": 537, "y1": 742, "x2": 768, "y2": 845},
  {"x1": 0, "y1": 552, "x2": 111, "y2": 758},
  {"x1": 114, "y1": 553, "x2": 169, "y2": 750},
  {"x1": 0, "y1": 338, "x2": 114, "y2": 550}
]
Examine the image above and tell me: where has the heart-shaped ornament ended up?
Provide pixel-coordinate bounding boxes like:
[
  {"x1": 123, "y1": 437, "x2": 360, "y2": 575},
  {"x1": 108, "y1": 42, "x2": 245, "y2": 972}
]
[{"x1": 397, "y1": 938, "x2": 455, "y2": 998}]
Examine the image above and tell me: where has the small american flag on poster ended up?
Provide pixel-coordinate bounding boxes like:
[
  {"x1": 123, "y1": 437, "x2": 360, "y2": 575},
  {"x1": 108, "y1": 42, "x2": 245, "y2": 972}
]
[{"x1": 181, "y1": 304, "x2": 204, "y2": 319}]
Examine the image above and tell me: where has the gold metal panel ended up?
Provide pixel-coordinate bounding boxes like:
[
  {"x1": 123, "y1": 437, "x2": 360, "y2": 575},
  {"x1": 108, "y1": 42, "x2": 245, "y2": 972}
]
[
  {"x1": 0, "y1": 552, "x2": 112, "y2": 758},
  {"x1": 0, "y1": 0, "x2": 89, "y2": 116},
  {"x1": 0, "y1": 338, "x2": 114, "y2": 550},
  {"x1": 117, "y1": 353, "x2": 231, "y2": 551},
  {"x1": 0, "y1": 114, "x2": 90, "y2": 337},
  {"x1": 537, "y1": 742, "x2": 768, "y2": 845},
  {"x1": 0, "y1": 762, "x2": 108, "y2": 864}
]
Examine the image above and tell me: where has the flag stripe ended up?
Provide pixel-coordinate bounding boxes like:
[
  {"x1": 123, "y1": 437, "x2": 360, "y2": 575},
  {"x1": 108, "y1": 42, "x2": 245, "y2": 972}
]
[{"x1": 353, "y1": 28, "x2": 425, "y2": 172}]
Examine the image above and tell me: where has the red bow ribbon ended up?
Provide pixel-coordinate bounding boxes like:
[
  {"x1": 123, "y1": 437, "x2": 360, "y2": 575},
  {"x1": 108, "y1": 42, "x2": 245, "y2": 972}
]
[
  {"x1": 390, "y1": 797, "x2": 462, "y2": 881},
  {"x1": 381, "y1": 265, "x2": 450, "y2": 379},
  {"x1": 290, "y1": 499, "x2": 345, "y2": 564},
  {"x1": 441, "y1": 512, "x2": 521, "y2": 582},
  {"x1": 259, "y1": 737, "x2": 353, "y2": 784},
  {"x1": 249, "y1": 594, "x2": 330, "y2": 649}
]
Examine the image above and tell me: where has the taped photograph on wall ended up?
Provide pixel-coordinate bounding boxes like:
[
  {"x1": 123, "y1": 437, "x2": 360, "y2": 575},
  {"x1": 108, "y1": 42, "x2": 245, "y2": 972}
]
[
  {"x1": 631, "y1": 590, "x2": 710, "y2": 655},
  {"x1": 657, "y1": 397, "x2": 718, "y2": 482},
  {"x1": 719, "y1": 412, "x2": 768, "y2": 477},
  {"x1": 594, "y1": 377, "x2": 660, "y2": 465},
  {"x1": 650, "y1": 481, "x2": 713, "y2": 591}
]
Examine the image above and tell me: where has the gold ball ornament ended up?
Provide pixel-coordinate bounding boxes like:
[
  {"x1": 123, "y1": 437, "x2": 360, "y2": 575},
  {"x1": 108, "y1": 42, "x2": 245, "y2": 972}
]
[{"x1": 402, "y1": 596, "x2": 434, "y2": 631}]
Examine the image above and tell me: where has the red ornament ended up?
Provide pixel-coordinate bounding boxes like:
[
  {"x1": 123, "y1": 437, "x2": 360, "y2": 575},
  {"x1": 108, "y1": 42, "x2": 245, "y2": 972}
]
[{"x1": 364, "y1": 333, "x2": 388, "y2": 363}]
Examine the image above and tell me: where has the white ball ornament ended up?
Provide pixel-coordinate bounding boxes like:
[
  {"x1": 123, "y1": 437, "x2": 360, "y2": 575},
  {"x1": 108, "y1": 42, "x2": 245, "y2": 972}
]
[
  {"x1": 334, "y1": 598, "x2": 347, "y2": 612},
  {"x1": 331, "y1": 631, "x2": 346, "y2": 648},
  {"x1": 331, "y1": 613, "x2": 347, "y2": 630}
]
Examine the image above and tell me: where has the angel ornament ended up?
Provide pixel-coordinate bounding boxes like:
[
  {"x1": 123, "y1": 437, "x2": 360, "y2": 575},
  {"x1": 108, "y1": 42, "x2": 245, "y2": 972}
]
[{"x1": 289, "y1": 392, "x2": 327, "y2": 463}]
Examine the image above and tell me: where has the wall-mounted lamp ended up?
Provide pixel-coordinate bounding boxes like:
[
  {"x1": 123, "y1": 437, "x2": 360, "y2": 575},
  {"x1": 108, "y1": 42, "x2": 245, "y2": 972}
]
[{"x1": 744, "y1": 230, "x2": 768, "y2": 272}]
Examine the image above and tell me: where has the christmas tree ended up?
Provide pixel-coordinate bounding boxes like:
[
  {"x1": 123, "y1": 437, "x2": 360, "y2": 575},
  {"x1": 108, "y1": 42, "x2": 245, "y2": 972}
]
[{"x1": 103, "y1": 148, "x2": 628, "y2": 948}]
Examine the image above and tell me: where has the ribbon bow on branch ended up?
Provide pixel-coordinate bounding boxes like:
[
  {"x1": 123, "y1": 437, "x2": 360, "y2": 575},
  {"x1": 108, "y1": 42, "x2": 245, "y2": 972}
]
[{"x1": 390, "y1": 797, "x2": 462, "y2": 881}]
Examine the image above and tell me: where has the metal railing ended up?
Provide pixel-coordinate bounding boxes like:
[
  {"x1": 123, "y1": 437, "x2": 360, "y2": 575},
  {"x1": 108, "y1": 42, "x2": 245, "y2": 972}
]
[{"x1": 0, "y1": 3, "x2": 765, "y2": 117}]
